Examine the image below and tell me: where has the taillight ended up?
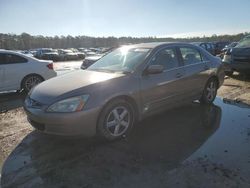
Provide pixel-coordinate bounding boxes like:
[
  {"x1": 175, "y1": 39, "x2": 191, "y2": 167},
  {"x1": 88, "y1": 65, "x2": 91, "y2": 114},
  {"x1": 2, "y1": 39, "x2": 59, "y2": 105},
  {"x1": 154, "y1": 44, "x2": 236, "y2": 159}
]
[{"x1": 47, "y1": 63, "x2": 54, "y2": 70}]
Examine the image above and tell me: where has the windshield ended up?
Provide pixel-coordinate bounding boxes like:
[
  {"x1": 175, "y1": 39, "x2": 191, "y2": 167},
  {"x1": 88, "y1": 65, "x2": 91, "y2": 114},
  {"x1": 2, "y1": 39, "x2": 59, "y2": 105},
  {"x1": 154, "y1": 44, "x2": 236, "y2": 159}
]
[
  {"x1": 236, "y1": 37, "x2": 250, "y2": 48},
  {"x1": 88, "y1": 46, "x2": 150, "y2": 73}
]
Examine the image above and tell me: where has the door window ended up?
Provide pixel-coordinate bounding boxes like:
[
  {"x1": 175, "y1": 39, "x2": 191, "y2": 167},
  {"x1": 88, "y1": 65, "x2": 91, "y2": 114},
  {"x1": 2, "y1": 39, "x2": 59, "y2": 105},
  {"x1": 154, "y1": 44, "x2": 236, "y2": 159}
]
[
  {"x1": 0, "y1": 53, "x2": 27, "y2": 64},
  {"x1": 180, "y1": 47, "x2": 202, "y2": 65},
  {"x1": 206, "y1": 43, "x2": 211, "y2": 50},
  {"x1": 151, "y1": 48, "x2": 179, "y2": 70},
  {"x1": 200, "y1": 44, "x2": 207, "y2": 50}
]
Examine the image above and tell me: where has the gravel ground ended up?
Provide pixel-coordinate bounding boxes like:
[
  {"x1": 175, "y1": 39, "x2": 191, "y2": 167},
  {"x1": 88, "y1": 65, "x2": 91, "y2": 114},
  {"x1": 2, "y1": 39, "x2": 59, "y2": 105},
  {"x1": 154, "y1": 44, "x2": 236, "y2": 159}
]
[
  {"x1": 0, "y1": 109, "x2": 32, "y2": 168},
  {"x1": 217, "y1": 73, "x2": 250, "y2": 106},
  {"x1": 0, "y1": 72, "x2": 250, "y2": 188}
]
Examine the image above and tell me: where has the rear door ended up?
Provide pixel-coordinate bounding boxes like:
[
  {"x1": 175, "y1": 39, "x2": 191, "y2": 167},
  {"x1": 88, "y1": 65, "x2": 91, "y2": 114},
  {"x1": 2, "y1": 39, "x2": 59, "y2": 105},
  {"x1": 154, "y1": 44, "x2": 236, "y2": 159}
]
[
  {"x1": 178, "y1": 46, "x2": 210, "y2": 99},
  {"x1": 140, "y1": 46, "x2": 186, "y2": 114}
]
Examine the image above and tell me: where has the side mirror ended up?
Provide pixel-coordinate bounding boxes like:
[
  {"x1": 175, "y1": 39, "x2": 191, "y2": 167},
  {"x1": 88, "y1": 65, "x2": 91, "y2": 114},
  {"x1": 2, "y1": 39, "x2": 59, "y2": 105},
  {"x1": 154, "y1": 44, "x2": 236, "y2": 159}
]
[{"x1": 146, "y1": 65, "x2": 164, "y2": 75}]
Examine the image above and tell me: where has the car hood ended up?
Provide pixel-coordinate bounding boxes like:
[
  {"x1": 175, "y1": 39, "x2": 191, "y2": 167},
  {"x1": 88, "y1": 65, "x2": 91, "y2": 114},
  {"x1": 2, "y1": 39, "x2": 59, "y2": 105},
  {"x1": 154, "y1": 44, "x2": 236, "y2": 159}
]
[
  {"x1": 85, "y1": 56, "x2": 103, "y2": 62},
  {"x1": 232, "y1": 47, "x2": 250, "y2": 56},
  {"x1": 65, "y1": 52, "x2": 77, "y2": 55},
  {"x1": 30, "y1": 70, "x2": 124, "y2": 104}
]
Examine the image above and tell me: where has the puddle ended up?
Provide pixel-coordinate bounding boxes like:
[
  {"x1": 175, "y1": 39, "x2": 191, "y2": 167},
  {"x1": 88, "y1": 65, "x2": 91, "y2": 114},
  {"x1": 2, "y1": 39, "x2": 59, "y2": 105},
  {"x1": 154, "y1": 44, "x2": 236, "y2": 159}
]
[
  {"x1": 187, "y1": 98, "x2": 250, "y2": 177},
  {"x1": 1, "y1": 98, "x2": 250, "y2": 187}
]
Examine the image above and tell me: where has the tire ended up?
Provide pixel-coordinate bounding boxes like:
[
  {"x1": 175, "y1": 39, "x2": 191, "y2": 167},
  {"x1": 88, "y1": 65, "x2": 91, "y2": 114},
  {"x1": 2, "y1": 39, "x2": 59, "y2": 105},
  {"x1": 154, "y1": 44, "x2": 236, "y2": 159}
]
[
  {"x1": 97, "y1": 99, "x2": 135, "y2": 141},
  {"x1": 21, "y1": 75, "x2": 43, "y2": 93},
  {"x1": 200, "y1": 78, "x2": 218, "y2": 104}
]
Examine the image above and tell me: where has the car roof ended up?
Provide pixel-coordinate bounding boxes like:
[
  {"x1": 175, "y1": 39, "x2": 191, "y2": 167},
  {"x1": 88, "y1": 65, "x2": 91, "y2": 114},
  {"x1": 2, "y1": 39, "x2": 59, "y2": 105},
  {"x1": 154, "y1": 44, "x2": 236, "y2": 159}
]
[
  {"x1": 0, "y1": 49, "x2": 21, "y2": 54},
  {"x1": 125, "y1": 42, "x2": 193, "y2": 49},
  {"x1": 0, "y1": 49, "x2": 39, "y2": 61}
]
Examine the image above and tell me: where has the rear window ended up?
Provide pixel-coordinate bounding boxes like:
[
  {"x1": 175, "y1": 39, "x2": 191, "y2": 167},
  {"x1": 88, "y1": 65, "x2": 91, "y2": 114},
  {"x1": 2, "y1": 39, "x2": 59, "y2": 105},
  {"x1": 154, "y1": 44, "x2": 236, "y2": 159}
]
[
  {"x1": 151, "y1": 47, "x2": 179, "y2": 70},
  {"x1": 180, "y1": 47, "x2": 202, "y2": 65}
]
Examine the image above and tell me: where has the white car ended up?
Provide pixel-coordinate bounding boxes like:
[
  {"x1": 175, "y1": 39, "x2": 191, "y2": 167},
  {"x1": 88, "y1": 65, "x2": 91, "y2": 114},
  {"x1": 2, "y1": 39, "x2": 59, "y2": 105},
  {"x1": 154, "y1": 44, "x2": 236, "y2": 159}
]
[{"x1": 0, "y1": 50, "x2": 57, "y2": 93}]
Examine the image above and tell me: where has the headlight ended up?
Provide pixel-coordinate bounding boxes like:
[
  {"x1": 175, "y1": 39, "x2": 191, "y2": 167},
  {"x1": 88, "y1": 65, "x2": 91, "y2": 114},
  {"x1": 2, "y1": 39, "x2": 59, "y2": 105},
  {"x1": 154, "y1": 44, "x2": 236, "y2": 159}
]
[{"x1": 47, "y1": 95, "x2": 89, "y2": 112}]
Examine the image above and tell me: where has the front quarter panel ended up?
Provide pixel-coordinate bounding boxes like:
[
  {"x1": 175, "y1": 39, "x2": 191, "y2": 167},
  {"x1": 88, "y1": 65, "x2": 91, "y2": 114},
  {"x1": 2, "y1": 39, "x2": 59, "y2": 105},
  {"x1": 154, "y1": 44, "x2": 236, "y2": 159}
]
[{"x1": 84, "y1": 74, "x2": 141, "y2": 116}]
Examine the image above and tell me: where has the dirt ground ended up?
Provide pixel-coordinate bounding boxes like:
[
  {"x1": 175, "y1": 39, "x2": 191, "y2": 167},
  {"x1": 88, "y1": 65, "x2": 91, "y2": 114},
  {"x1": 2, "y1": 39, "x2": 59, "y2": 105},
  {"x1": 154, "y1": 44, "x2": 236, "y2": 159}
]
[
  {"x1": 217, "y1": 73, "x2": 250, "y2": 106},
  {"x1": 0, "y1": 72, "x2": 250, "y2": 188}
]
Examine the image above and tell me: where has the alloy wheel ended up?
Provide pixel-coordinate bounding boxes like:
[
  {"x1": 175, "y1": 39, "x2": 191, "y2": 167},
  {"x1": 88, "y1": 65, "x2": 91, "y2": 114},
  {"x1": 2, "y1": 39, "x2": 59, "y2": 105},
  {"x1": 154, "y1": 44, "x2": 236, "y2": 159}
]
[
  {"x1": 25, "y1": 76, "x2": 42, "y2": 91},
  {"x1": 105, "y1": 106, "x2": 130, "y2": 137}
]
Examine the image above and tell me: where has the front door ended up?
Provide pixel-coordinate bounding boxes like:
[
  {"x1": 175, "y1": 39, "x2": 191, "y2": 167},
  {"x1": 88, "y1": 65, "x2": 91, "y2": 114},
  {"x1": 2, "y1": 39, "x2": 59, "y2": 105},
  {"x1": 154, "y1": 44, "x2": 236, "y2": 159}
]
[{"x1": 140, "y1": 46, "x2": 186, "y2": 114}]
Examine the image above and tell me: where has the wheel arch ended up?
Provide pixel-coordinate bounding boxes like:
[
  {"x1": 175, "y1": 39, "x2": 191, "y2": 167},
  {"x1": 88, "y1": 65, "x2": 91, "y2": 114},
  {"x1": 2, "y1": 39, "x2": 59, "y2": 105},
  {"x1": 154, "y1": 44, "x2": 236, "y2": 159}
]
[
  {"x1": 98, "y1": 95, "x2": 140, "y2": 125},
  {"x1": 20, "y1": 73, "x2": 45, "y2": 89},
  {"x1": 207, "y1": 75, "x2": 219, "y2": 88}
]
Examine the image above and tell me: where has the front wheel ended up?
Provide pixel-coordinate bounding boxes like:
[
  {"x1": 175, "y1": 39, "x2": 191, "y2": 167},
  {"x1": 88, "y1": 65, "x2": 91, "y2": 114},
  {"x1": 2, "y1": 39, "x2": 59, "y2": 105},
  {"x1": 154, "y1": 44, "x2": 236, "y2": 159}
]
[
  {"x1": 97, "y1": 99, "x2": 135, "y2": 141},
  {"x1": 200, "y1": 78, "x2": 218, "y2": 104}
]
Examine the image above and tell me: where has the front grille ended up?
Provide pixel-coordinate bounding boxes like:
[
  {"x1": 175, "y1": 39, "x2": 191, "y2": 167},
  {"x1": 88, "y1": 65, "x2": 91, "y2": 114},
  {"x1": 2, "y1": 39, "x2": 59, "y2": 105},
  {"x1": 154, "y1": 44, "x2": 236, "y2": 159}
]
[{"x1": 29, "y1": 118, "x2": 45, "y2": 131}]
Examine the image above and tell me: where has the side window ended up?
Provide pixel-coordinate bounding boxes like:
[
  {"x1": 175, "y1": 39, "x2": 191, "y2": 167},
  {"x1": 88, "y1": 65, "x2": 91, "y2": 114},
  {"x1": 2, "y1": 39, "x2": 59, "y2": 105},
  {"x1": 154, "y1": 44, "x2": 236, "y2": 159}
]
[
  {"x1": 200, "y1": 51, "x2": 210, "y2": 61},
  {"x1": 180, "y1": 47, "x2": 202, "y2": 65},
  {"x1": 6, "y1": 54, "x2": 28, "y2": 64},
  {"x1": 206, "y1": 44, "x2": 211, "y2": 50},
  {"x1": 151, "y1": 48, "x2": 179, "y2": 70},
  {"x1": 200, "y1": 44, "x2": 207, "y2": 49}
]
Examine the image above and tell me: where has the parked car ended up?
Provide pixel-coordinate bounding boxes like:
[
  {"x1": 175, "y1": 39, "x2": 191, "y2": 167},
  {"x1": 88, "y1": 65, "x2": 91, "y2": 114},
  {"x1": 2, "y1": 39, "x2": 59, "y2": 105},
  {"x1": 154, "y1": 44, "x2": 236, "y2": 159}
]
[
  {"x1": 35, "y1": 48, "x2": 60, "y2": 61},
  {"x1": 58, "y1": 49, "x2": 79, "y2": 61},
  {"x1": 221, "y1": 42, "x2": 238, "y2": 54},
  {"x1": 69, "y1": 48, "x2": 86, "y2": 59},
  {"x1": 217, "y1": 42, "x2": 239, "y2": 59},
  {"x1": 81, "y1": 54, "x2": 104, "y2": 69},
  {"x1": 213, "y1": 41, "x2": 230, "y2": 55},
  {"x1": 41, "y1": 51, "x2": 60, "y2": 62},
  {"x1": 192, "y1": 42, "x2": 215, "y2": 55},
  {"x1": 21, "y1": 50, "x2": 34, "y2": 57},
  {"x1": 223, "y1": 36, "x2": 250, "y2": 75},
  {"x1": 24, "y1": 42, "x2": 224, "y2": 140},
  {"x1": 0, "y1": 50, "x2": 57, "y2": 92},
  {"x1": 85, "y1": 51, "x2": 97, "y2": 56}
]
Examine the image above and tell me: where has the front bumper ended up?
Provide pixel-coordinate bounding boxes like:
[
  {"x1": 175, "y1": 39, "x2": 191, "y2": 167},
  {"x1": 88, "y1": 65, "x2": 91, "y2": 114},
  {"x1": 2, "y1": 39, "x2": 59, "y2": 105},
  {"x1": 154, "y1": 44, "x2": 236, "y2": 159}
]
[
  {"x1": 24, "y1": 106, "x2": 100, "y2": 137},
  {"x1": 223, "y1": 62, "x2": 250, "y2": 73},
  {"x1": 223, "y1": 55, "x2": 250, "y2": 73}
]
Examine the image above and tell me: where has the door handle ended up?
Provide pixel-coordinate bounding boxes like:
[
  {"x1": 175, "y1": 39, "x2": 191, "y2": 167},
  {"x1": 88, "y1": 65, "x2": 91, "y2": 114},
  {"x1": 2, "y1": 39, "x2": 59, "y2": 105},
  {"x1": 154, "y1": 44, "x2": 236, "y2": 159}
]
[{"x1": 176, "y1": 73, "x2": 183, "y2": 78}]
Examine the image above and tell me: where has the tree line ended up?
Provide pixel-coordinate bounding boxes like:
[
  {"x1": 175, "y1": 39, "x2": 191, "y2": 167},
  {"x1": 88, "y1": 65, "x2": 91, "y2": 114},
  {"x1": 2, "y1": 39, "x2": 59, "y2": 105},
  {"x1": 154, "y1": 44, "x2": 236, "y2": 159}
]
[{"x1": 0, "y1": 32, "x2": 249, "y2": 50}]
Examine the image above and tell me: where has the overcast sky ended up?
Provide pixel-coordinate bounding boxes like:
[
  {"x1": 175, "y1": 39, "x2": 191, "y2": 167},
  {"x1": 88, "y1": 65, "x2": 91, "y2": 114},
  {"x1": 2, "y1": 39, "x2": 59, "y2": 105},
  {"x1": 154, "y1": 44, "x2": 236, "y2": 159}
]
[{"x1": 0, "y1": 0, "x2": 250, "y2": 37}]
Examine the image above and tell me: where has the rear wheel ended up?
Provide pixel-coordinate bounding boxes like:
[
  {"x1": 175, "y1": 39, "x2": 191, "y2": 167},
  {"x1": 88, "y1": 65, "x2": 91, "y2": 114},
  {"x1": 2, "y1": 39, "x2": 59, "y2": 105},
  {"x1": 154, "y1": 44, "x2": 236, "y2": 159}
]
[
  {"x1": 200, "y1": 78, "x2": 218, "y2": 104},
  {"x1": 97, "y1": 99, "x2": 135, "y2": 141},
  {"x1": 21, "y1": 75, "x2": 43, "y2": 93}
]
